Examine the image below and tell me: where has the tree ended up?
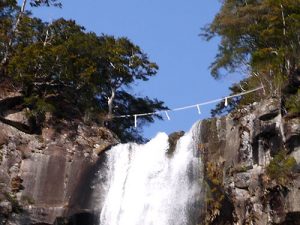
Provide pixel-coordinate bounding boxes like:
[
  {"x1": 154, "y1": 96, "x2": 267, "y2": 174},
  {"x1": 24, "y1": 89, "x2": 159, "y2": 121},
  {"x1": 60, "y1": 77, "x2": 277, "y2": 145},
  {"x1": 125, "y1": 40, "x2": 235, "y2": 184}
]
[
  {"x1": 0, "y1": 0, "x2": 61, "y2": 79},
  {"x1": 97, "y1": 35, "x2": 159, "y2": 119},
  {"x1": 108, "y1": 91, "x2": 166, "y2": 143},
  {"x1": 0, "y1": 0, "x2": 18, "y2": 77},
  {"x1": 203, "y1": 0, "x2": 300, "y2": 79},
  {"x1": 202, "y1": 0, "x2": 300, "y2": 116},
  {"x1": 2, "y1": 4, "x2": 167, "y2": 142}
]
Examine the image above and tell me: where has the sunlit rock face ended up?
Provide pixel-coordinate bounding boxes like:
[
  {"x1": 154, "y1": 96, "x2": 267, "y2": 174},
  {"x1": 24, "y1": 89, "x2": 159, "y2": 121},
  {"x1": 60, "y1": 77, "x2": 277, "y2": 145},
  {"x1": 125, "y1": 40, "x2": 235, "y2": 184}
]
[
  {"x1": 200, "y1": 99, "x2": 300, "y2": 225},
  {"x1": 0, "y1": 119, "x2": 119, "y2": 225},
  {"x1": 1, "y1": 93, "x2": 300, "y2": 225}
]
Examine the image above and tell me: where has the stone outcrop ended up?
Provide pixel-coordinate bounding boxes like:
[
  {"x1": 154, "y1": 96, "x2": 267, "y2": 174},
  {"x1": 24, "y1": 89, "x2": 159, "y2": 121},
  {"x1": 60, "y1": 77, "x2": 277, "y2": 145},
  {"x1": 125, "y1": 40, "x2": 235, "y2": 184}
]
[
  {"x1": 167, "y1": 131, "x2": 185, "y2": 155},
  {"x1": 200, "y1": 98, "x2": 300, "y2": 225},
  {"x1": 0, "y1": 118, "x2": 119, "y2": 225}
]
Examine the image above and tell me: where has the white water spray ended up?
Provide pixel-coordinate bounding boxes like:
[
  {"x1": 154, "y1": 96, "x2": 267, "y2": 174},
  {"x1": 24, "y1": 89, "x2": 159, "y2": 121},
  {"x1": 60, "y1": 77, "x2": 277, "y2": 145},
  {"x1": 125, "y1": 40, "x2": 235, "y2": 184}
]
[{"x1": 99, "y1": 122, "x2": 203, "y2": 225}]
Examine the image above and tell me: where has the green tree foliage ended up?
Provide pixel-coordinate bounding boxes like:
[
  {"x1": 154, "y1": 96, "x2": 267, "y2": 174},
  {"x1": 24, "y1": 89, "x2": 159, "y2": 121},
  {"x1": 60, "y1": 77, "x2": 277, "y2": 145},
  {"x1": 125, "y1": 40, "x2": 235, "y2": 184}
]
[
  {"x1": 0, "y1": 0, "x2": 19, "y2": 73},
  {"x1": 266, "y1": 151, "x2": 297, "y2": 186},
  {"x1": 204, "y1": 162, "x2": 225, "y2": 224},
  {"x1": 0, "y1": 2, "x2": 167, "y2": 142},
  {"x1": 202, "y1": 0, "x2": 300, "y2": 116},
  {"x1": 29, "y1": 0, "x2": 62, "y2": 7},
  {"x1": 1, "y1": 0, "x2": 60, "y2": 73},
  {"x1": 285, "y1": 88, "x2": 300, "y2": 115}
]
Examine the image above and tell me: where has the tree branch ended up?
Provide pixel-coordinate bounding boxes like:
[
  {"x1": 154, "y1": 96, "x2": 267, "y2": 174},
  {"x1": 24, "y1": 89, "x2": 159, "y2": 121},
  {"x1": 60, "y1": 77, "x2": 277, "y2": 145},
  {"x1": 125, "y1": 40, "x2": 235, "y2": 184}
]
[{"x1": 0, "y1": 116, "x2": 36, "y2": 134}]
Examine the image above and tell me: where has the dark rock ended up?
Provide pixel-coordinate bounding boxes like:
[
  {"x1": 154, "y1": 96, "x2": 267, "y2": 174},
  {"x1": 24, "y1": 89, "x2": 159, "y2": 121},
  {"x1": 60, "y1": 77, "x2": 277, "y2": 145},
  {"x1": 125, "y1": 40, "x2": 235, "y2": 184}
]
[
  {"x1": 279, "y1": 212, "x2": 300, "y2": 225},
  {"x1": 0, "y1": 201, "x2": 12, "y2": 215},
  {"x1": 285, "y1": 118, "x2": 300, "y2": 152},
  {"x1": 167, "y1": 131, "x2": 185, "y2": 155},
  {"x1": 67, "y1": 212, "x2": 97, "y2": 225},
  {"x1": 259, "y1": 109, "x2": 280, "y2": 121},
  {"x1": 54, "y1": 211, "x2": 97, "y2": 225}
]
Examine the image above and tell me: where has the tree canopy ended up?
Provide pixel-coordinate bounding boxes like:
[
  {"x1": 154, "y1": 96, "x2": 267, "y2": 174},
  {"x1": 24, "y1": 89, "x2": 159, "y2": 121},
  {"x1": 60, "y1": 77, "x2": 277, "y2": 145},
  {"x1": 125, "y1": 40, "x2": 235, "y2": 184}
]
[
  {"x1": 0, "y1": 0, "x2": 167, "y2": 142},
  {"x1": 202, "y1": 0, "x2": 300, "y2": 116}
]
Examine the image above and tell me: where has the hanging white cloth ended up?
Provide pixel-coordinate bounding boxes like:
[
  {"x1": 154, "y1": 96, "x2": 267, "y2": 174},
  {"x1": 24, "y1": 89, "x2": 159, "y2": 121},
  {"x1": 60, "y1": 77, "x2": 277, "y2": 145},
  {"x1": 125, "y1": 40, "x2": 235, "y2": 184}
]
[
  {"x1": 240, "y1": 84, "x2": 246, "y2": 92},
  {"x1": 165, "y1": 111, "x2": 171, "y2": 120},
  {"x1": 113, "y1": 86, "x2": 264, "y2": 128},
  {"x1": 134, "y1": 115, "x2": 137, "y2": 128},
  {"x1": 196, "y1": 105, "x2": 201, "y2": 114},
  {"x1": 110, "y1": 62, "x2": 116, "y2": 69},
  {"x1": 224, "y1": 97, "x2": 228, "y2": 107}
]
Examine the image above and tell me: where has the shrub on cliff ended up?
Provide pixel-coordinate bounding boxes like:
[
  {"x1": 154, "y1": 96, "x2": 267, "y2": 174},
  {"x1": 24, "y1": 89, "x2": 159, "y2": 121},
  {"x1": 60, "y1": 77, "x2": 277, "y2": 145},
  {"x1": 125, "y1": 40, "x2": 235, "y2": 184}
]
[
  {"x1": 266, "y1": 151, "x2": 297, "y2": 186},
  {"x1": 204, "y1": 162, "x2": 225, "y2": 224},
  {"x1": 285, "y1": 88, "x2": 300, "y2": 116}
]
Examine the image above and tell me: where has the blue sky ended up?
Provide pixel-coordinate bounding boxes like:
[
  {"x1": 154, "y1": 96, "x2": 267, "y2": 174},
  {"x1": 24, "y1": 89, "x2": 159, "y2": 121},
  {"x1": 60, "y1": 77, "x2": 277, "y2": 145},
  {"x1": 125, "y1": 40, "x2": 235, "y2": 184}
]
[{"x1": 29, "y1": 0, "x2": 242, "y2": 139}]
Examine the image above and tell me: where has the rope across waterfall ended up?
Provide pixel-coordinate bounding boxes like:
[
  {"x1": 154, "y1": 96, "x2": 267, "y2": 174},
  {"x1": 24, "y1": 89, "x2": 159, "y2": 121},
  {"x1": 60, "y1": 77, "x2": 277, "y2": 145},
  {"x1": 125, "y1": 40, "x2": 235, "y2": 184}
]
[{"x1": 114, "y1": 86, "x2": 264, "y2": 127}]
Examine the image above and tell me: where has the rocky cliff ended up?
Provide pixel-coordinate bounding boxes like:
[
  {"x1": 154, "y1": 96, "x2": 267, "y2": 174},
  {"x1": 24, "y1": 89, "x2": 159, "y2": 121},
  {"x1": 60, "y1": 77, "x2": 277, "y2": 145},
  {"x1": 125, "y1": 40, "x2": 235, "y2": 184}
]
[
  {"x1": 0, "y1": 111, "x2": 119, "y2": 224},
  {"x1": 199, "y1": 98, "x2": 300, "y2": 225},
  {"x1": 1, "y1": 86, "x2": 300, "y2": 225}
]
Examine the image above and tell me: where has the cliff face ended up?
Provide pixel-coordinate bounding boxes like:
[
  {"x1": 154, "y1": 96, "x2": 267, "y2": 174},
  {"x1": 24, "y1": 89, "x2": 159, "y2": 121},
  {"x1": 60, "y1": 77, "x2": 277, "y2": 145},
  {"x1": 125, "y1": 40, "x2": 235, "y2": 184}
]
[
  {"x1": 200, "y1": 98, "x2": 300, "y2": 225},
  {"x1": 0, "y1": 116, "x2": 119, "y2": 224},
  {"x1": 1, "y1": 86, "x2": 300, "y2": 225}
]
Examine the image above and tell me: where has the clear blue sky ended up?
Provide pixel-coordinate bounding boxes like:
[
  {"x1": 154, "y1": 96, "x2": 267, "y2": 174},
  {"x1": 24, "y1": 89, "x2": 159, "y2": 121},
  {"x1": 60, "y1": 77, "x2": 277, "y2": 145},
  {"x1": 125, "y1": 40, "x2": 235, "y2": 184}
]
[{"x1": 29, "y1": 0, "x2": 242, "y2": 139}]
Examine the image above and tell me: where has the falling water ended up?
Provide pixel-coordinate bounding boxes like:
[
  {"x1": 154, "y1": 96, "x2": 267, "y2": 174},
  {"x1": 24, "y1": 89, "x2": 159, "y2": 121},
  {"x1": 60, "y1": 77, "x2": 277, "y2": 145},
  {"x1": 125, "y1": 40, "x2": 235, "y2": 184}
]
[{"x1": 99, "y1": 121, "x2": 203, "y2": 225}]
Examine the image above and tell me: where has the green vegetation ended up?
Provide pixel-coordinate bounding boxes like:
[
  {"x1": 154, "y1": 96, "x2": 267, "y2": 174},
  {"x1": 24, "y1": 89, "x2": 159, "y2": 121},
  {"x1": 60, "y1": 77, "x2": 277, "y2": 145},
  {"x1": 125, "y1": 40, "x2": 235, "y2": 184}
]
[
  {"x1": 266, "y1": 151, "x2": 297, "y2": 186},
  {"x1": 204, "y1": 162, "x2": 225, "y2": 224},
  {"x1": 11, "y1": 176, "x2": 23, "y2": 193},
  {"x1": 228, "y1": 163, "x2": 248, "y2": 175},
  {"x1": 4, "y1": 192, "x2": 23, "y2": 213},
  {"x1": 0, "y1": 1, "x2": 167, "y2": 142},
  {"x1": 285, "y1": 88, "x2": 300, "y2": 115},
  {"x1": 202, "y1": 0, "x2": 300, "y2": 116}
]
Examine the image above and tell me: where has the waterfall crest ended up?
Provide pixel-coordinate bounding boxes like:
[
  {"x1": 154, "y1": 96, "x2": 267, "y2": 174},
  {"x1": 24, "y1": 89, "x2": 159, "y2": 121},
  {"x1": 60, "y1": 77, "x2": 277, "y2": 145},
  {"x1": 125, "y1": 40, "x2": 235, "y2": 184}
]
[{"x1": 99, "y1": 122, "x2": 203, "y2": 225}]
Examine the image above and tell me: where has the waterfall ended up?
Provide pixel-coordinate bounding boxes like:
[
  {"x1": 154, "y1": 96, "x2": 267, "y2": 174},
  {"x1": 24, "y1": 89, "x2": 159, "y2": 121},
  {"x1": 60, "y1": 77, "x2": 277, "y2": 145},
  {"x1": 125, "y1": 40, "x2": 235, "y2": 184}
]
[{"x1": 99, "y1": 121, "x2": 203, "y2": 225}]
